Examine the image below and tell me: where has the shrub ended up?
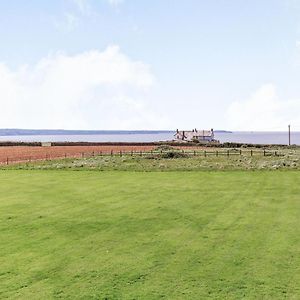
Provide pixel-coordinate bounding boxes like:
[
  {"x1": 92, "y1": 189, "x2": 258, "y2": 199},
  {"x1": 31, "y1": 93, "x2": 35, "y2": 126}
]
[
  {"x1": 160, "y1": 151, "x2": 187, "y2": 159},
  {"x1": 155, "y1": 145, "x2": 174, "y2": 151}
]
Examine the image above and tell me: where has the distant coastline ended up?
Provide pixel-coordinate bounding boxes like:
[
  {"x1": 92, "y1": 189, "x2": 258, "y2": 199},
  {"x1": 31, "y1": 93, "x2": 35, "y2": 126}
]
[
  {"x1": 0, "y1": 129, "x2": 231, "y2": 136},
  {"x1": 0, "y1": 129, "x2": 172, "y2": 136},
  {"x1": 0, "y1": 129, "x2": 296, "y2": 145}
]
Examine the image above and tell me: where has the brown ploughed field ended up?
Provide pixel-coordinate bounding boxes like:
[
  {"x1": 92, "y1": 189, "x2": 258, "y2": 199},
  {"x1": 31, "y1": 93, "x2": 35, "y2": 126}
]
[{"x1": 0, "y1": 145, "x2": 157, "y2": 164}]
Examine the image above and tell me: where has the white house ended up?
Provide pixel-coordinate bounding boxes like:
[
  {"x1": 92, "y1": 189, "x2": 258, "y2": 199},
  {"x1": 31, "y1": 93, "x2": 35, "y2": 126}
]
[{"x1": 174, "y1": 128, "x2": 215, "y2": 142}]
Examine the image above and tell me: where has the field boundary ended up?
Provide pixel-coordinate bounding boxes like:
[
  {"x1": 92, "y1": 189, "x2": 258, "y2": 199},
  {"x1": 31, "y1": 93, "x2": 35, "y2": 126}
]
[{"x1": 0, "y1": 148, "x2": 283, "y2": 166}]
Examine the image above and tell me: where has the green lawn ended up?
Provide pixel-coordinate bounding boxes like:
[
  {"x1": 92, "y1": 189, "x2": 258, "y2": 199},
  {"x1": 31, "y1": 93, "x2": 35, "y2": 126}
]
[{"x1": 0, "y1": 170, "x2": 300, "y2": 299}]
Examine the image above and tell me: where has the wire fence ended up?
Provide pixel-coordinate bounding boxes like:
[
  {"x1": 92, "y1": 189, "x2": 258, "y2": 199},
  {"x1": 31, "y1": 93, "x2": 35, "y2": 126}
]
[{"x1": 0, "y1": 148, "x2": 284, "y2": 166}]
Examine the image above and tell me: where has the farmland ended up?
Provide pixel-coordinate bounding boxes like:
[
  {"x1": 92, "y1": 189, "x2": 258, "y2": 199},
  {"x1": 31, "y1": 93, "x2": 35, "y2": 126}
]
[
  {"x1": 3, "y1": 145, "x2": 300, "y2": 171},
  {"x1": 1, "y1": 170, "x2": 300, "y2": 299},
  {"x1": 0, "y1": 145, "x2": 157, "y2": 164},
  {"x1": 0, "y1": 143, "x2": 291, "y2": 166}
]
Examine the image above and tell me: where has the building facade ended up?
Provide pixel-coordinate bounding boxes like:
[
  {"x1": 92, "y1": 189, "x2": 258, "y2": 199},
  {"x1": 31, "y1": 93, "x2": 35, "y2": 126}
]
[{"x1": 174, "y1": 129, "x2": 215, "y2": 142}]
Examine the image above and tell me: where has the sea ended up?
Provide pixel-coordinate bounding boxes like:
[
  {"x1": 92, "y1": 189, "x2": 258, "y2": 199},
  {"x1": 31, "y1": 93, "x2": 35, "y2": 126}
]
[{"x1": 0, "y1": 131, "x2": 298, "y2": 145}]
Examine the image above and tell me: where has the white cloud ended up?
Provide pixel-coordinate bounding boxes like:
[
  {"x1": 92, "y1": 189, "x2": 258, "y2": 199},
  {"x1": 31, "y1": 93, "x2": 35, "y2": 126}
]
[
  {"x1": 57, "y1": 0, "x2": 124, "y2": 31},
  {"x1": 226, "y1": 84, "x2": 300, "y2": 131},
  {"x1": 54, "y1": 12, "x2": 80, "y2": 32},
  {"x1": 54, "y1": 1, "x2": 91, "y2": 32},
  {"x1": 70, "y1": 0, "x2": 91, "y2": 15},
  {"x1": 0, "y1": 46, "x2": 164, "y2": 130}
]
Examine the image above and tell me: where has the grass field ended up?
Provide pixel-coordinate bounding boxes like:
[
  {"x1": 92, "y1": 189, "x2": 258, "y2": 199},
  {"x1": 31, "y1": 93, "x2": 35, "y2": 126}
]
[
  {"x1": 1, "y1": 170, "x2": 300, "y2": 299},
  {"x1": 3, "y1": 146, "x2": 300, "y2": 171}
]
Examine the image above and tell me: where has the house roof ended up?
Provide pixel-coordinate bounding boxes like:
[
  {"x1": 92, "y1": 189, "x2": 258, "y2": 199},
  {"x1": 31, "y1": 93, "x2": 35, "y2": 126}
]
[{"x1": 174, "y1": 130, "x2": 213, "y2": 138}]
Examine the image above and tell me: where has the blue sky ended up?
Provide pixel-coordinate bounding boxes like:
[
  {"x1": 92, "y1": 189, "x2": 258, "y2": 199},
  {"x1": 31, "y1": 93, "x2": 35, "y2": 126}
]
[{"x1": 1, "y1": 0, "x2": 300, "y2": 130}]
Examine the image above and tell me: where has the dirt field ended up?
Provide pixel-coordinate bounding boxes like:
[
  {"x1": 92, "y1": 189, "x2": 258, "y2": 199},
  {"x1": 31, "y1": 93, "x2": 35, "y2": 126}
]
[
  {"x1": 0, "y1": 143, "x2": 220, "y2": 165},
  {"x1": 0, "y1": 145, "x2": 158, "y2": 164}
]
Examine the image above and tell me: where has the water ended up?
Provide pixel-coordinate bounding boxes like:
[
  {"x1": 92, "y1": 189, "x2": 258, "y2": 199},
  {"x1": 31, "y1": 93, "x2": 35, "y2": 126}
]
[
  {"x1": 215, "y1": 131, "x2": 297, "y2": 145},
  {"x1": 0, "y1": 133, "x2": 173, "y2": 143},
  {"x1": 0, "y1": 131, "x2": 297, "y2": 145}
]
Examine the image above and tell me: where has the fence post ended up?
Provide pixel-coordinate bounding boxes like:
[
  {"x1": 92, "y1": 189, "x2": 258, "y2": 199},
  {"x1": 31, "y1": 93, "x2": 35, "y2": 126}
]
[
  {"x1": 140, "y1": 151, "x2": 142, "y2": 156},
  {"x1": 204, "y1": 150, "x2": 206, "y2": 157},
  {"x1": 120, "y1": 151, "x2": 122, "y2": 157},
  {"x1": 194, "y1": 150, "x2": 196, "y2": 156},
  {"x1": 216, "y1": 151, "x2": 218, "y2": 157},
  {"x1": 6, "y1": 157, "x2": 8, "y2": 165},
  {"x1": 131, "y1": 150, "x2": 133, "y2": 156},
  {"x1": 240, "y1": 149, "x2": 242, "y2": 155},
  {"x1": 65, "y1": 153, "x2": 67, "y2": 158},
  {"x1": 111, "y1": 150, "x2": 113, "y2": 156},
  {"x1": 263, "y1": 150, "x2": 266, "y2": 156},
  {"x1": 82, "y1": 152, "x2": 84, "y2": 158},
  {"x1": 251, "y1": 150, "x2": 253, "y2": 157},
  {"x1": 227, "y1": 150, "x2": 229, "y2": 157}
]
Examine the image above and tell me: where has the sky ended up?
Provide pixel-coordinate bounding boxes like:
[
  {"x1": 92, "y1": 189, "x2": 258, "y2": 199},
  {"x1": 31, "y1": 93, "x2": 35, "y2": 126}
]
[{"x1": 1, "y1": 0, "x2": 300, "y2": 131}]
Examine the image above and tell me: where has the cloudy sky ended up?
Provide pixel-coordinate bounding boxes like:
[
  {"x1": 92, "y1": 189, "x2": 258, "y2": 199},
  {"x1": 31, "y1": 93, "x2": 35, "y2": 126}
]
[{"x1": 1, "y1": 0, "x2": 300, "y2": 130}]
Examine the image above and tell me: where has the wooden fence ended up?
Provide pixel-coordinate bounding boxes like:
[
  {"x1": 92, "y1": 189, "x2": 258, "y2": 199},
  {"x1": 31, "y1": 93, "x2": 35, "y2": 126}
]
[{"x1": 0, "y1": 148, "x2": 283, "y2": 166}]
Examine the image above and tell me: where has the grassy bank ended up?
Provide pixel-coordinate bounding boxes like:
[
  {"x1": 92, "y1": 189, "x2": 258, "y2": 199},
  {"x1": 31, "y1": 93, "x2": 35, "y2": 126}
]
[
  {"x1": 3, "y1": 147, "x2": 300, "y2": 171},
  {"x1": 1, "y1": 170, "x2": 300, "y2": 299}
]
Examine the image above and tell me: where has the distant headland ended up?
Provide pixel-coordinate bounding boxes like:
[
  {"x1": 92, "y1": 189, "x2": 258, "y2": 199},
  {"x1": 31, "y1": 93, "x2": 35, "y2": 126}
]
[{"x1": 0, "y1": 129, "x2": 232, "y2": 136}]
